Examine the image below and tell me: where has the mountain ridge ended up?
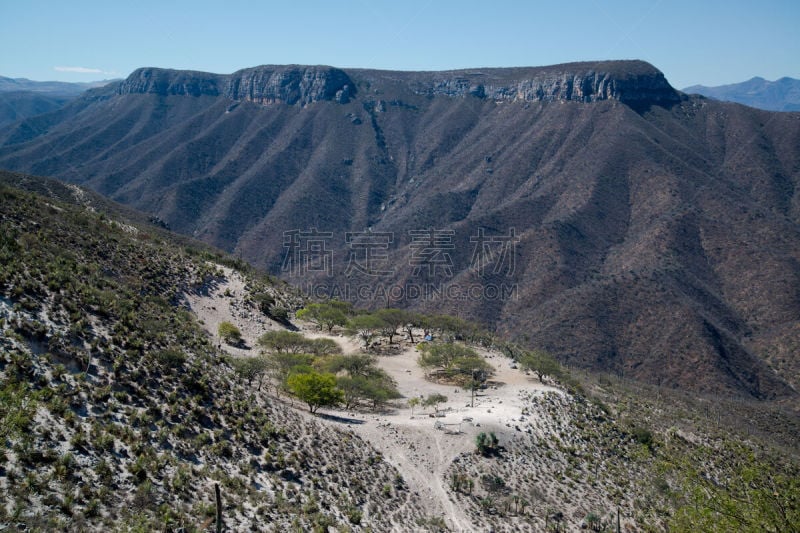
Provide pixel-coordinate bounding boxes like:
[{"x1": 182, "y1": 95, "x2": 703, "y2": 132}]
[
  {"x1": 0, "y1": 60, "x2": 797, "y2": 402},
  {"x1": 115, "y1": 60, "x2": 678, "y2": 105},
  {"x1": 683, "y1": 75, "x2": 800, "y2": 111},
  {"x1": 0, "y1": 75, "x2": 116, "y2": 97}
]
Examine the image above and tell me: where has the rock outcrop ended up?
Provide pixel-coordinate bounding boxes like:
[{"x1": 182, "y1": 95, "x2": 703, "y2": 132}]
[
  {"x1": 118, "y1": 60, "x2": 677, "y2": 107},
  {"x1": 118, "y1": 67, "x2": 223, "y2": 97},
  {"x1": 389, "y1": 60, "x2": 680, "y2": 104},
  {"x1": 119, "y1": 65, "x2": 356, "y2": 105}
]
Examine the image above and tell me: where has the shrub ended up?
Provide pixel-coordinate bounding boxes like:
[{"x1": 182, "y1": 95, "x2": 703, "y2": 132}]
[
  {"x1": 286, "y1": 371, "x2": 343, "y2": 413},
  {"x1": 155, "y1": 348, "x2": 186, "y2": 369},
  {"x1": 252, "y1": 292, "x2": 275, "y2": 315},
  {"x1": 218, "y1": 322, "x2": 242, "y2": 345},
  {"x1": 269, "y1": 306, "x2": 289, "y2": 323},
  {"x1": 475, "y1": 432, "x2": 500, "y2": 456}
]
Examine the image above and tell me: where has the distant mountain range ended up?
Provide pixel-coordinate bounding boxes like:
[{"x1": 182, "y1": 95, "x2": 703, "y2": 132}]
[
  {"x1": 683, "y1": 76, "x2": 800, "y2": 111},
  {"x1": 0, "y1": 75, "x2": 116, "y2": 96},
  {"x1": 0, "y1": 75, "x2": 119, "y2": 127},
  {"x1": 0, "y1": 61, "x2": 798, "y2": 401}
]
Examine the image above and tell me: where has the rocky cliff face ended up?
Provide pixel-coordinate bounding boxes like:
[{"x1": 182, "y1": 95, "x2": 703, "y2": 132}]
[
  {"x1": 223, "y1": 65, "x2": 355, "y2": 105},
  {"x1": 119, "y1": 65, "x2": 355, "y2": 105},
  {"x1": 118, "y1": 60, "x2": 677, "y2": 106},
  {"x1": 413, "y1": 70, "x2": 678, "y2": 102},
  {"x1": 118, "y1": 67, "x2": 223, "y2": 97},
  {"x1": 362, "y1": 60, "x2": 681, "y2": 104}
]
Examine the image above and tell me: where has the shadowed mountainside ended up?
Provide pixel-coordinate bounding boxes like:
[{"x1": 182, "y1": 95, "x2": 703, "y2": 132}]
[
  {"x1": 0, "y1": 60, "x2": 798, "y2": 401},
  {"x1": 0, "y1": 92, "x2": 71, "y2": 127}
]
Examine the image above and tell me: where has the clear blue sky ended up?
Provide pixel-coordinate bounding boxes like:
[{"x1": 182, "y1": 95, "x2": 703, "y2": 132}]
[{"x1": 1, "y1": 0, "x2": 798, "y2": 89}]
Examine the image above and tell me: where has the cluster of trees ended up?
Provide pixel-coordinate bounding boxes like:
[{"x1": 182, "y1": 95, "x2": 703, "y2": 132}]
[
  {"x1": 231, "y1": 330, "x2": 400, "y2": 413},
  {"x1": 496, "y1": 342, "x2": 574, "y2": 388},
  {"x1": 417, "y1": 342, "x2": 494, "y2": 388},
  {"x1": 317, "y1": 354, "x2": 402, "y2": 410},
  {"x1": 296, "y1": 300, "x2": 492, "y2": 349}
]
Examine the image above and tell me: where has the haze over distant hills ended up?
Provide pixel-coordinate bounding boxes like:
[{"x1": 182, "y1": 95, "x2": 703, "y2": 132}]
[
  {"x1": 0, "y1": 75, "x2": 118, "y2": 127},
  {"x1": 0, "y1": 60, "x2": 798, "y2": 402},
  {"x1": 0, "y1": 75, "x2": 116, "y2": 96},
  {"x1": 683, "y1": 76, "x2": 800, "y2": 111}
]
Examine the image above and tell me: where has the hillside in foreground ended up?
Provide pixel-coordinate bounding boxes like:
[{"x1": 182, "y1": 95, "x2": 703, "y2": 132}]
[
  {"x1": 0, "y1": 181, "x2": 421, "y2": 530},
  {"x1": 1, "y1": 176, "x2": 798, "y2": 531}
]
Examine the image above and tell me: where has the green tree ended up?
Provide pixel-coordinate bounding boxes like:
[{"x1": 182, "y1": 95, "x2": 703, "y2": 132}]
[
  {"x1": 252, "y1": 292, "x2": 275, "y2": 315},
  {"x1": 423, "y1": 393, "x2": 448, "y2": 414},
  {"x1": 347, "y1": 314, "x2": 387, "y2": 350},
  {"x1": 296, "y1": 302, "x2": 348, "y2": 332},
  {"x1": 426, "y1": 314, "x2": 471, "y2": 342},
  {"x1": 218, "y1": 321, "x2": 242, "y2": 345},
  {"x1": 401, "y1": 311, "x2": 424, "y2": 343},
  {"x1": 267, "y1": 352, "x2": 316, "y2": 392},
  {"x1": 335, "y1": 374, "x2": 400, "y2": 410},
  {"x1": 286, "y1": 371, "x2": 343, "y2": 413},
  {"x1": 322, "y1": 355, "x2": 401, "y2": 410},
  {"x1": 361, "y1": 374, "x2": 403, "y2": 409},
  {"x1": 475, "y1": 432, "x2": 500, "y2": 456},
  {"x1": 257, "y1": 330, "x2": 312, "y2": 354},
  {"x1": 517, "y1": 349, "x2": 561, "y2": 382},
  {"x1": 418, "y1": 342, "x2": 477, "y2": 370},
  {"x1": 307, "y1": 337, "x2": 342, "y2": 356},
  {"x1": 318, "y1": 354, "x2": 376, "y2": 377},
  {"x1": 418, "y1": 342, "x2": 494, "y2": 386},
  {"x1": 270, "y1": 306, "x2": 289, "y2": 323},
  {"x1": 231, "y1": 356, "x2": 270, "y2": 390},
  {"x1": 374, "y1": 308, "x2": 409, "y2": 344}
]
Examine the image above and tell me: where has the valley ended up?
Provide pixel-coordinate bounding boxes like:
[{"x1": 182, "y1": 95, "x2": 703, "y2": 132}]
[
  {"x1": 1, "y1": 62, "x2": 797, "y2": 401},
  {"x1": 0, "y1": 56, "x2": 798, "y2": 532}
]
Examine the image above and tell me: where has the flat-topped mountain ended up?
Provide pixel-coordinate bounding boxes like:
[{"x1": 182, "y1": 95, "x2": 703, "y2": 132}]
[
  {"x1": 0, "y1": 60, "x2": 798, "y2": 402},
  {"x1": 116, "y1": 60, "x2": 678, "y2": 105}
]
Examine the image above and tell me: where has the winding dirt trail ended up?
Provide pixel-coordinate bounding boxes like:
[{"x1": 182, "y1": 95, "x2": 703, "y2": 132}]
[{"x1": 184, "y1": 267, "x2": 562, "y2": 532}]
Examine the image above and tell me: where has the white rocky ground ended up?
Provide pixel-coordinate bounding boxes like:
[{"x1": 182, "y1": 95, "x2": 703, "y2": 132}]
[{"x1": 183, "y1": 267, "x2": 609, "y2": 532}]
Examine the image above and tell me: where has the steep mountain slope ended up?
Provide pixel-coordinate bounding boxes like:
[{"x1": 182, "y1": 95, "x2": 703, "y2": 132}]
[
  {"x1": 0, "y1": 77, "x2": 114, "y2": 127},
  {"x1": 0, "y1": 92, "x2": 70, "y2": 127},
  {"x1": 0, "y1": 182, "x2": 420, "y2": 531},
  {"x1": 684, "y1": 76, "x2": 800, "y2": 111},
  {"x1": 0, "y1": 61, "x2": 798, "y2": 401},
  {"x1": 1, "y1": 177, "x2": 798, "y2": 531}
]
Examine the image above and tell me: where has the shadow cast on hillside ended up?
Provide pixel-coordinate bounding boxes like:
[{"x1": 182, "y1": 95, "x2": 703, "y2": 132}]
[{"x1": 317, "y1": 413, "x2": 365, "y2": 425}]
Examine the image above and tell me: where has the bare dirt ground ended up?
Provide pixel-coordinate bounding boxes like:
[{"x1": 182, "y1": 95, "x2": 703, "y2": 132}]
[
  {"x1": 184, "y1": 267, "x2": 562, "y2": 532},
  {"x1": 183, "y1": 266, "x2": 283, "y2": 357}
]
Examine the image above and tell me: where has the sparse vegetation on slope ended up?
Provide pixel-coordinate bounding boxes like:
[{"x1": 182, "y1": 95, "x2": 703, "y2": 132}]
[
  {"x1": 0, "y1": 185, "x2": 422, "y2": 531},
  {"x1": 3, "y1": 179, "x2": 798, "y2": 532}
]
